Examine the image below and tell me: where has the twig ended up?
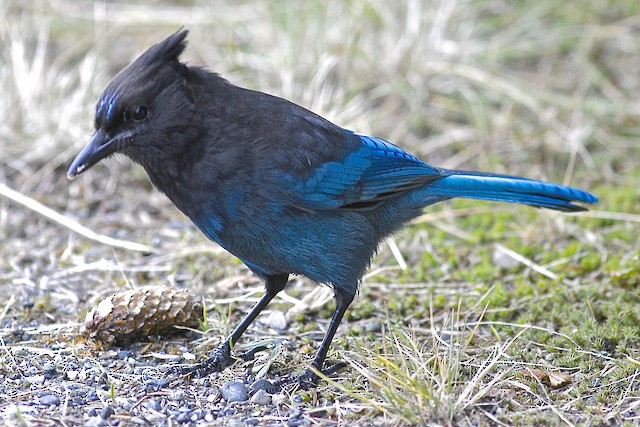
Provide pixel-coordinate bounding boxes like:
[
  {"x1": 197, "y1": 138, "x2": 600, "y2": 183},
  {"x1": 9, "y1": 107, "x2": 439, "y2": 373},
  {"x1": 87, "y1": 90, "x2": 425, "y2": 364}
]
[
  {"x1": 494, "y1": 243, "x2": 563, "y2": 282},
  {"x1": 386, "y1": 238, "x2": 407, "y2": 270},
  {"x1": 578, "y1": 210, "x2": 640, "y2": 223},
  {"x1": 0, "y1": 182, "x2": 157, "y2": 253},
  {"x1": 0, "y1": 295, "x2": 16, "y2": 323}
]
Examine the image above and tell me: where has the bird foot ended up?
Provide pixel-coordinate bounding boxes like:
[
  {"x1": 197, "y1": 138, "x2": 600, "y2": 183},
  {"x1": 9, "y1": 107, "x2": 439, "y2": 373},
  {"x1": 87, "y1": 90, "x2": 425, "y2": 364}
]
[
  {"x1": 272, "y1": 362, "x2": 347, "y2": 391},
  {"x1": 273, "y1": 368, "x2": 319, "y2": 390},
  {"x1": 169, "y1": 341, "x2": 233, "y2": 377}
]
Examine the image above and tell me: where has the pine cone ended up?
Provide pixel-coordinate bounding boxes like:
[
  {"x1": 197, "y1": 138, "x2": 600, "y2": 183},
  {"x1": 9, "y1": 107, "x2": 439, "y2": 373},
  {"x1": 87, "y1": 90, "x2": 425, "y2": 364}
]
[{"x1": 85, "y1": 286, "x2": 203, "y2": 345}]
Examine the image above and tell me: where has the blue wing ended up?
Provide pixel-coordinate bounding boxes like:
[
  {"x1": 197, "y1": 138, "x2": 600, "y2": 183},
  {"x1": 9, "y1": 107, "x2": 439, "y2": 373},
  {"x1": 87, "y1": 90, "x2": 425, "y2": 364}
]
[
  {"x1": 291, "y1": 132, "x2": 444, "y2": 210},
  {"x1": 282, "y1": 129, "x2": 597, "y2": 213}
]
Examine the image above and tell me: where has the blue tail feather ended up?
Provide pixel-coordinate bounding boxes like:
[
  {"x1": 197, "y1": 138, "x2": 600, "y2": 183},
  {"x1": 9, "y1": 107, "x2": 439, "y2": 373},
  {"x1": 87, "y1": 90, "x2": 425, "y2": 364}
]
[{"x1": 425, "y1": 171, "x2": 598, "y2": 212}]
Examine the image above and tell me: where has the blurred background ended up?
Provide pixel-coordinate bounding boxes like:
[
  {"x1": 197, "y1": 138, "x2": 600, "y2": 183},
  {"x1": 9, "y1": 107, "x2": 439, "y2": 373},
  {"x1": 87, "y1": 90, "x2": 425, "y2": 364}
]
[
  {"x1": 3, "y1": 0, "x2": 639, "y2": 188},
  {"x1": 1, "y1": 0, "x2": 639, "y2": 424}
]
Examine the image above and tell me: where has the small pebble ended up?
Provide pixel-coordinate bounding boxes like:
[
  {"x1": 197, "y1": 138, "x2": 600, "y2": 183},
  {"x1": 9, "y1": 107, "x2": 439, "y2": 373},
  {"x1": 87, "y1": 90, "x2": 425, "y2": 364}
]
[
  {"x1": 221, "y1": 381, "x2": 248, "y2": 402},
  {"x1": 364, "y1": 321, "x2": 381, "y2": 332},
  {"x1": 245, "y1": 417, "x2": 260, "y2": 425},
  {"x1": 287, "y1": 418, "x2": 312, "y2": 427},
  {"x1": 171, "y1": 390, "x2": 186, "y2": 402},
  {"x1": 260, "y1": 310, "x2": 286, "y2": 330},
  {"x1": 182, "y1": 351, "x2": 196, "y2": 361},
  {"x1": 156, "y1": 377, "x2": 170, "y2": 388},
  {"x1": 145, "y1": 378, "x2": 168, "y2": 392},
  {"x1": 272, "y1": 393, "x2": 287, "y2": 406},
  {"x1": 85, "y1": 417, "x2": 107, "y2": 427},
  {"x1": 66, "y1": 370, "x2": 79, "y2": 380},
  {"x1": 117, "y1": 350, "x2": 132, "y2": 360},
  {"x1": 195, "y1": 377, "x2": 212, "y2": 387},
  {"x1": 26, "y1": 375, "x2": 45, "y2": 385},
  {"x1": 71, "y1": 397, "x2": 86, "y2": 406},
  {"x1": 143, "y1": 399, "x2": 162, "y2": 411},
  {"x1": 192, "y1": 409, "x2": 205, "y2": 420},
  {"x1": 176, "y1": 412, "x2": 191, "y2": 423},
  {"x1": 250, "y1": 379, "x2": 274, "y2": 393},
  {"x1": 250, "y1": 389, "x2": 272, "y2": 405},
  {"x1": 39, "y1": 394, "x2": 60, "y2": 406},
  {"x1": 100, "y1": 405, "x2": 114, "y2": 419},
  {"x1": 492, "y1": 248, "x2": 520, "y2": 269},
  {"x1": 43, "y1": 362, "x2": 57, "y2": 378}
]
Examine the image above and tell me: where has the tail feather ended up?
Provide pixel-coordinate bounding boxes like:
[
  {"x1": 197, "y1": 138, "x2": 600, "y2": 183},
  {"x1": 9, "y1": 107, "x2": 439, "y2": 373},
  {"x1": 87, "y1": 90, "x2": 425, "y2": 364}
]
[{"x1": 426, "y1": 171, "x2": 598, "y2": 212}]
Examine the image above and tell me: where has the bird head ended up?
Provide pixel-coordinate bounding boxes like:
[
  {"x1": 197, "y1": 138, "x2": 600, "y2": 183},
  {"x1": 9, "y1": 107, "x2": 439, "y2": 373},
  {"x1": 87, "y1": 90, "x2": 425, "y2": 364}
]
[{"x1": 67, "y1": 29, "x2": 200, "y2": 178}]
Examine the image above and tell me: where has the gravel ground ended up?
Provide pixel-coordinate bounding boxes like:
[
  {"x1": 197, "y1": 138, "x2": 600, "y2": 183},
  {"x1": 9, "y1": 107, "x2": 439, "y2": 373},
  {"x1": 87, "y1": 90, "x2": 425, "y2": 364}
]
[{"x1": 0, "y1": 310, "x2": 355, "y2": 426}]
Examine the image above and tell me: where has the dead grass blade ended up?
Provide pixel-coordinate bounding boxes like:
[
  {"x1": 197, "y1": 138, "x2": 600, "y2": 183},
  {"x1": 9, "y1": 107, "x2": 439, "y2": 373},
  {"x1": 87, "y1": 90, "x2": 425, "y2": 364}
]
[{"x1": 0, "y1": 182, "x2": 157, "y2": 253}]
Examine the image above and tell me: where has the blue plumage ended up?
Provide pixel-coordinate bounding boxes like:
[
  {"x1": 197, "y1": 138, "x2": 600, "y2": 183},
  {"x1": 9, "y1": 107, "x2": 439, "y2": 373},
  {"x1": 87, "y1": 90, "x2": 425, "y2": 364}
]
[
  {"x1": 292, "y1": 133, "x2": 442, "y2": 210},
  {"x1": 424, "y1": 172, "x2": 597, "y2": 210},
  {"x1": 290, "y1": 131, "x2": 596, "y2": 213},
  {"x1": 67, "y1": 30, "x2": 598, "y2": 386}
]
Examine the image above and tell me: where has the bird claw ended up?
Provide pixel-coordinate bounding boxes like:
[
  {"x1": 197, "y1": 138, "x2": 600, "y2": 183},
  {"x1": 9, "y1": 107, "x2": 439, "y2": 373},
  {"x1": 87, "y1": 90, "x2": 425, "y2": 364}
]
[
  {"x1": 237, "y1": 344, "x2": 270, "y2": 362},
  {"x1": 277, "y1": 368, "x2": 319, "y2": 390},
  {"x1": 272, "y1": 362, "x2": 347, "y2": 391},
  {"x1": 169, "y1": 342, "x2": 233, "y2": 377}
]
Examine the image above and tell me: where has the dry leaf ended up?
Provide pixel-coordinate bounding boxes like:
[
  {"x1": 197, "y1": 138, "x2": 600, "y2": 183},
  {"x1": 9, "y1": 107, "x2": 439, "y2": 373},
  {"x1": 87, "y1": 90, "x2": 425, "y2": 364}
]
[{"x1": 521, "y1": 368, "x2": 572, "y2": 388}]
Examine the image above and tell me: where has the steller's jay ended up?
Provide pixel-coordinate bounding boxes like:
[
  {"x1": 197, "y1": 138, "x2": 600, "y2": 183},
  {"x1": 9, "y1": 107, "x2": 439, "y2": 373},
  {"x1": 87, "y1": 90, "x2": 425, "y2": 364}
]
[{"x1": 68, "y1": 30, "x2": 598, "y2": 387}]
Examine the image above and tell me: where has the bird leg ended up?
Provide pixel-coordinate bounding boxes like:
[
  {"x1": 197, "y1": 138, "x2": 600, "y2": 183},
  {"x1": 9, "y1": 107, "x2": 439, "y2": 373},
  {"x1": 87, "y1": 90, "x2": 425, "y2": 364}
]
[
  {"x1": 274, "y1": 289, "x2": 354, "y2": 389},
  {"x1": 171, "y1": 274, "x2": 289, "y2": 377}
]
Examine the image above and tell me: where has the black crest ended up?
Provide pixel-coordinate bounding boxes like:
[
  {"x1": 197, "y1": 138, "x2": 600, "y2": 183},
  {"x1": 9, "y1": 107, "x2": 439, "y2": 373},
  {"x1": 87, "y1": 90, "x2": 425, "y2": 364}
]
[
  {"x1": 136, "y1": 29, "x2": 189, "y2": 68},
  {"x1": 94, "y1": 29, "x2": 190, "y2": 127}
]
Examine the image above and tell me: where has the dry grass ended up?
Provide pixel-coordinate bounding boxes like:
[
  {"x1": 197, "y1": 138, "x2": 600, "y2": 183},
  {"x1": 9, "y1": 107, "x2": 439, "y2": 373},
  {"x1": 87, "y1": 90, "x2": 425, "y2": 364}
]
[{"x1": 1, "y1": 0, "x2": 639, "y2": 425}]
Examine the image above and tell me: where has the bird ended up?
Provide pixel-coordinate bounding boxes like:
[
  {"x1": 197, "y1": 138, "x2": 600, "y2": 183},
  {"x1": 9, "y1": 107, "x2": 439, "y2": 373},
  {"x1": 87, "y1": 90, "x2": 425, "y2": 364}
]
[{"x1": 67, "y1": 30, "x2": 597, "y2": 387}]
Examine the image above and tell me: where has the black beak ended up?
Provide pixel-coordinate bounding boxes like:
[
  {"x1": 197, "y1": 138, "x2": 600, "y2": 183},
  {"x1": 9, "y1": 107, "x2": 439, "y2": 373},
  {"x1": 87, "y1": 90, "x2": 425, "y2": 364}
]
[{"x1": 67, "y1": 130, "x2": 118, "y2": 179}]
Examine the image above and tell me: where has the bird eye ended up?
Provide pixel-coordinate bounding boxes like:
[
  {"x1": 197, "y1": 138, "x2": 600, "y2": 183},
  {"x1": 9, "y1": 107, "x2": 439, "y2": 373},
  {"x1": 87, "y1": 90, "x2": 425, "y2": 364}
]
[{"x1": 131, "y1": 105, "x2": 148, "y2": 121}]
